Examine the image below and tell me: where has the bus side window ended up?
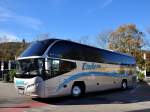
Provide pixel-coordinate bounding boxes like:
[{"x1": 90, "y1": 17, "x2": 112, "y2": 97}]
[
  {"x1": 46, "y1": 59, "x2": 60, "y2": 77},
  {"x1": 51, "y1": 60, "x2": 76, "y2": 76},
  {"x1": 59, "y1": 61, "x2": 76, "y2": 74}
]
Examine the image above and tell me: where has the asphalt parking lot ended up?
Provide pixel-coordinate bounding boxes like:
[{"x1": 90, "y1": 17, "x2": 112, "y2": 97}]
[{"x1": 1, "y1": 81, "x2": 150, "y2": 112}]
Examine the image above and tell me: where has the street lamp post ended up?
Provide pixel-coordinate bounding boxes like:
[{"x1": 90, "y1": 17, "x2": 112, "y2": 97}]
[
  {"x1": 1, "y1": 61, "x2": 4, "y2": 80},
  {"x1": 143, "y1": 53, "x2": 146, "y2": 79}
]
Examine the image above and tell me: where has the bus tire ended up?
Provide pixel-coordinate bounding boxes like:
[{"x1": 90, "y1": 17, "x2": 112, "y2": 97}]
[
  {"x1": 71, "y1": 83, "x2": 85, "y2": 98},
  {"x1": 121, "y1": 80, "x2": 128, "y2": 90}
]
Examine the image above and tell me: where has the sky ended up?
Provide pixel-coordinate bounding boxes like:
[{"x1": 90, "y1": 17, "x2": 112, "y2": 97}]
[{"x1": 0, "y1": 0, "x2": 150, "y2": 45}]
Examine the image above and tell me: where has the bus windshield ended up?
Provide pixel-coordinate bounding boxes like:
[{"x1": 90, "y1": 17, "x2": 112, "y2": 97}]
[
  {"x1": 20, "y1": 39, "x2": 56, "y2": 57},
  {"x1": 16, "y1": 58, "x2": 45, "y2": 78}
]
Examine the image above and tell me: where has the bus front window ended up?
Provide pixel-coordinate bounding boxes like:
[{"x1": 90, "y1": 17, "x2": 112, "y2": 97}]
[{"x1": 16, "y1": 58, "x2": 45, "y2": 78}]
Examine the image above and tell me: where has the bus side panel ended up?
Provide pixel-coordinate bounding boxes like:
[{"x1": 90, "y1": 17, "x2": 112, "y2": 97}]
[
  {"x1": 44, "y1": 74, "x2": 74, "y2": 97},
  {"x1": 44, "y1": 76, "x2": 61, "y2": 97},
  {"x1": 84, "y1": 75, "x2": 113, "y2": 92},
  {"x1": 44, "y1": 65, "x2": 135, "y2": 97}
]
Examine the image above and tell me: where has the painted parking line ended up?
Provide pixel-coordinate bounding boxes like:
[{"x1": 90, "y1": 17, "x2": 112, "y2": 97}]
[{"x1": 0, "y1": 101, "x2": 48, "y2": 112}]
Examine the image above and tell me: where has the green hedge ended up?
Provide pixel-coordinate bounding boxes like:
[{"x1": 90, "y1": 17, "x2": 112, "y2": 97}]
[
  {"x1": 137, "y1": 71, "x2": 145, "y2": 81},
  {"x1": 8, "y1": 69, "x2": 16, "y2": 82}
]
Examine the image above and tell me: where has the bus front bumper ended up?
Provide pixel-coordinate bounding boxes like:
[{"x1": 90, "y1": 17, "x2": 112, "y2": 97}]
[{"x1": 16, "y1": 83, "x2": 44, "y2": 98}]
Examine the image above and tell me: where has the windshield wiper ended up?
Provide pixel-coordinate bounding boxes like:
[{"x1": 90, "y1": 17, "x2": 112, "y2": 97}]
[{"x1": 22, "y1": 62, "x2": 32, "y2": 75}]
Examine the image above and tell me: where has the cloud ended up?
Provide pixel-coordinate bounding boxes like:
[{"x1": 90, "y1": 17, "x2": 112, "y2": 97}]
[
  {"x1": 101, "y1": 0, "x2": 113, "y2": 8},
  {"x1": 14, "y1": 15, "x2": 43, "y2": 30},
  {"x1": 0, "y1": 6, "x2": 12, "y2": 22},
  {"x1": 0, "y1": 6, "x2": 43, "y2": 30},
  {"x1": 0, "y1": 32, "x2": 20, "y2": 42}
]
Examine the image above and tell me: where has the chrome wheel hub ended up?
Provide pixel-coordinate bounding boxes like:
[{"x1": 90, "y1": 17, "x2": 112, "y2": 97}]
[{"x1": 72, "y1": 86, "x2": 81, "y2": 96}]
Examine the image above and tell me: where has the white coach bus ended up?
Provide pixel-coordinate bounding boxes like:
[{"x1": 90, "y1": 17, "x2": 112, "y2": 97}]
[{"x1": 14, "y1": 39, "x2": 136, "y2": 98}]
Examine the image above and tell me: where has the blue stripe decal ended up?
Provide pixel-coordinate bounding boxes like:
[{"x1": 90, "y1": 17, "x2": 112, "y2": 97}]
[{"x1": 56, "y1": 72, "x2": 127, "y2": 92}]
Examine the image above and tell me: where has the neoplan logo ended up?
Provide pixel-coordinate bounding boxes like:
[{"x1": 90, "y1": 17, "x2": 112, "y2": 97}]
[{"x1": 82, "y1": 63, "x2": 101, "y2": 70}]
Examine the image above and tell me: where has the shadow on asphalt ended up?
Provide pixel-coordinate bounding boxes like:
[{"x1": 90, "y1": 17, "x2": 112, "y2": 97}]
[
  {"x1": 33, "y1": 88, "x2": 123, "y2": 105},
  {"x1": 33, "y1": 82, "x2": 150, "y2": 105}
]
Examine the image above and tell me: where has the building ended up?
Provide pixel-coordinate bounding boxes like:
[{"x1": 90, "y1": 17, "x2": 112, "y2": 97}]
[
  {"x1": 143, "y1": 50, "x2": 150, "y2": 78},
  {"x1": 0, "y1": 60, "x2": 16, "y2": 78}
]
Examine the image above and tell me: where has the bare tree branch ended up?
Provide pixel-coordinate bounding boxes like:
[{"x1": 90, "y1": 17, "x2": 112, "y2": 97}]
[
  {"x1": 78, "y1": 36, "x2": 91, "y2": 45},
  {"x1": 96, "y1": 30, "x2": 112, "y2": 49}
]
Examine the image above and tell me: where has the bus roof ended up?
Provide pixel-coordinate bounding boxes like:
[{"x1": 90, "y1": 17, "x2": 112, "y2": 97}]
[
  {"x1": 66, "y1": 39, "x2": 133, "y2": 58},
  {"x1": 19, "y1": 38, "x2": 136, "y2": 65}
]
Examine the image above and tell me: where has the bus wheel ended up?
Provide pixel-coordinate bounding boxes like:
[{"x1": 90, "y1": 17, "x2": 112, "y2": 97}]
[
  {"x1": 121, "y1": 80, "x2": 127, "y2": 90},
  {"x1": 71, "y1": 85, "x2": 84, "y2": 98}
]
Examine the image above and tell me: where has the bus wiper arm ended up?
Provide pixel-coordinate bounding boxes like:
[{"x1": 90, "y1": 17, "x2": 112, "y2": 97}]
[{"x1": 22, "y1": 63, "x2": 32, "y2": 75}]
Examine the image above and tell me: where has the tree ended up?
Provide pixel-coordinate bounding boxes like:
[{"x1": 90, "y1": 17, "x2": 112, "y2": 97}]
[
  {"x1": 96, "y1": 30, "x2": 112, "y2": 49},
  {"x1": 78, "y1": 36, "x2": 91, "y2": 45},
  {"x1": 145, "y1": 27, "x2": 150, "y2": 72},
  {"x1": 108, "y1": 24, "x2": 144, "y2": 69},
  {"x1": 22, "y1": 38, "x2": 26, "y2": 47},
  {"x1": 0, "y1": 35, "x2": 9, "y2": 60},
  {"x1": 145, "y1": 52, "x2": 150, "y2": 72},
  {"x1": 146, "y1": 27, "x2": 150, "y2": 48},
  {"x1": 16, "y1": 38, "x2": 29, "y2": 57},
  {"x1": 109, "y1": 24, "x2": 144, "y2": 54}
]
